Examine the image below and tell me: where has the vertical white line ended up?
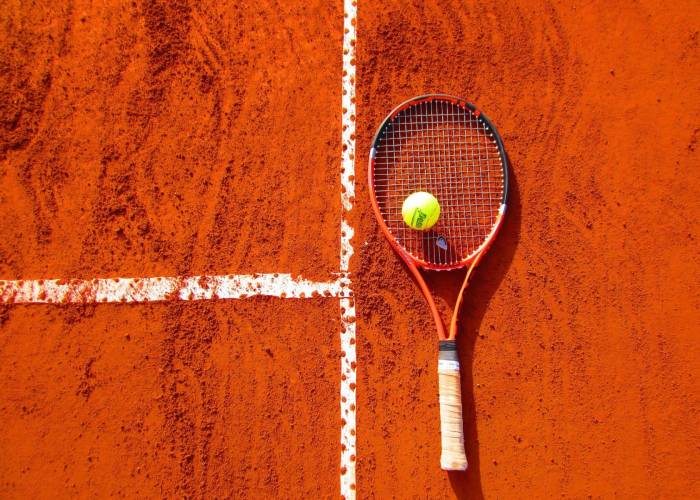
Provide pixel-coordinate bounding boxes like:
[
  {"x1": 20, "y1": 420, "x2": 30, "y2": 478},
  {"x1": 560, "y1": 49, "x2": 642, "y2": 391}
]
[
  {"x1": 340, "y1": 0, "x2": 357, "y2": 498},
  {"x1": 339, "y1": 296, "x2": 356, "y2": 498}
]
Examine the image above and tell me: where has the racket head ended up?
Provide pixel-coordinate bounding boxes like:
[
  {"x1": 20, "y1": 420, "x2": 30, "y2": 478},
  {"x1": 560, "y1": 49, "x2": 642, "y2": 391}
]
[{"x1": 368, "y1": 94, "x2": 509, "y2": 271}]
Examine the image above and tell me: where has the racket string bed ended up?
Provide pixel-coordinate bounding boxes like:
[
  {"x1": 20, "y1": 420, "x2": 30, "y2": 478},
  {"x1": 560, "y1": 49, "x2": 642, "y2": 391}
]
[{"x1": 372, "y1": 99, "x2": 504, "y2": 268}]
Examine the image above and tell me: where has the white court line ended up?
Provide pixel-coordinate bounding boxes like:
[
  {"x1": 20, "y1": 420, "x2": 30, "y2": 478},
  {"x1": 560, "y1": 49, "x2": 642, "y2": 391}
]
[
  {"x1": 0, "y1": 274, "x2": 352, "y2": 304},
  {"x1": 339, "y1": 0, "x2": 357, "y2": 497}
]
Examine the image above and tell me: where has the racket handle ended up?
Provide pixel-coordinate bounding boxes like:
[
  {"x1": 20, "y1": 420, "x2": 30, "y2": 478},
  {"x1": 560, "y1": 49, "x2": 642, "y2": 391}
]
[{"x1": 438, "y1": 340, "x2": 468, "y2": 471}]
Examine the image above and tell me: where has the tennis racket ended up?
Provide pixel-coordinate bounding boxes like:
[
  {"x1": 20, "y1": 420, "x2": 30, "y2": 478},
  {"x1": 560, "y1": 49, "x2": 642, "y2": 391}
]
[{"x1": 368, "y1": 94, "x2": 509, "y2": 471}]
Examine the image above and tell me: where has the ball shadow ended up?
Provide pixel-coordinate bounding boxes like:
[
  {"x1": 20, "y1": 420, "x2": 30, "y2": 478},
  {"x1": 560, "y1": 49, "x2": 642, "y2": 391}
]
[{"x1": 424, "y1": 165, "x2": 520, "y2": 499}]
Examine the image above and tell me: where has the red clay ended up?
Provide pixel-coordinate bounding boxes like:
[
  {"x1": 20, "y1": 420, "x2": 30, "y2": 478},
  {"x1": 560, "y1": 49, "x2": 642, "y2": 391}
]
[
  {"x1": 0, "y1": 300, "x2": 341, "y2": 497},
  {"x1": 354, "y1": 1, "x2": 699, "y2": 498},
  {"x1": 0, "y1": 0, "x2": 342, "y2": 281},
  {"x1": 1, "y1": 0, "x2": 699, "y2": 498},
  {"x1": 0, "y1": 0, "x2": 344, "y2": 498}
]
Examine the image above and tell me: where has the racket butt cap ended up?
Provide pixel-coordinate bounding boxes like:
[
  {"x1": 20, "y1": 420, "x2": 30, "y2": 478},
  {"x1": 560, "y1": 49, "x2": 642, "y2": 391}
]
[{"x1": 441, "y1": 461, "x2": 468, "y2": 472}]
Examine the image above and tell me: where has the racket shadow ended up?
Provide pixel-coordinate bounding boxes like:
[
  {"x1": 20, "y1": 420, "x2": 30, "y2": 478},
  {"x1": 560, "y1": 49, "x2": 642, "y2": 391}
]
[{"x1": 425, "y1": 165, "x2": 520, "y2": 499}]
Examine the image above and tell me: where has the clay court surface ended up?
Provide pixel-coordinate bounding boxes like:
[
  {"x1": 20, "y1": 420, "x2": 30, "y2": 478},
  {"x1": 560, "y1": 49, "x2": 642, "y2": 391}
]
[{"x1": 1, "y1": 0, "x2": 699, "y2": 498}]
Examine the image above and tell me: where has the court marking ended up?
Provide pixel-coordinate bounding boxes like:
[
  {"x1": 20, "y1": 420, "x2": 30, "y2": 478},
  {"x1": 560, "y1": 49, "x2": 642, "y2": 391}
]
[
  {"x1": 339, "y1": 0, "x2": 358, "y2": 497},
  {"x1": 0, "y1": 274, "x2": 352, "y2": 304},
  {"x1": 0, "y1": 1, "x2": 358, "y2": 498}
]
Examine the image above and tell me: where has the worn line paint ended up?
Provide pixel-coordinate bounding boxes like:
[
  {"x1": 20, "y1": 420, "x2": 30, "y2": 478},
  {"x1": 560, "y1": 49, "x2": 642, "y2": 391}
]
[
  {"x1": 339, "y1": 297, "x2": 357, "y2": 497},
  {"x1": 340, "y1": 219, "x2": 355, "y2": 273},
  {"x1": 0, "y1": 274, "x2": 352, "y2": 304},
  {"x1": 339, "y1": 0, "x2": 357, "y2": 497}
]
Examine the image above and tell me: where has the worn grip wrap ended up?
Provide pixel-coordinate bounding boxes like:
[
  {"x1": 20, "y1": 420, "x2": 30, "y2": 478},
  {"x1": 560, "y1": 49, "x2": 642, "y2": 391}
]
[{"x1": 438, "y1": 340, "x2": 467, "y2": 471}]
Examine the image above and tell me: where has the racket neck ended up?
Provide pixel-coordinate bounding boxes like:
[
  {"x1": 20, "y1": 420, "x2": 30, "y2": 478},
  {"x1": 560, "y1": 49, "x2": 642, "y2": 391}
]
[
  {"x1": 405, "y1": 259, "x2": 447, "y2": 340},
  {"x1": 448, "y1": 252, "x2": 483, "y2": 340}
]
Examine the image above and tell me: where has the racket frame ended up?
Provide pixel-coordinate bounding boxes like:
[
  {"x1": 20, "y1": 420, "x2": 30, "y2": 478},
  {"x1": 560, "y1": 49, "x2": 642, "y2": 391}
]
[{"x1": 367, "y1": 95, "x2": 510, "y2": 470}]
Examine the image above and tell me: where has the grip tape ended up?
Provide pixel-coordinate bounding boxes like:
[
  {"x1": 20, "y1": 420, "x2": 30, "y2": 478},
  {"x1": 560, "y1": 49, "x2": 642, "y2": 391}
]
[{"x1": 438, "y1": 340, "x2": 467, "y2": 471}]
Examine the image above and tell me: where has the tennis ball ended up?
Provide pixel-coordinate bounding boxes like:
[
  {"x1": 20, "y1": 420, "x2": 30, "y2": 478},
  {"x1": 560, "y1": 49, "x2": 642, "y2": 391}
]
[{"x1": 402, "y1": 191, "x2": 440, "y2": 230}]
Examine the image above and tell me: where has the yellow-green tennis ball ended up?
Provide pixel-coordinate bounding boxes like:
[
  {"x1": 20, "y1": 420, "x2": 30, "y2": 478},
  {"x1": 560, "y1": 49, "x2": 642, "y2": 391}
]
[{"x1": 402, "y1": 191, "x2": 440, "y2": 230}]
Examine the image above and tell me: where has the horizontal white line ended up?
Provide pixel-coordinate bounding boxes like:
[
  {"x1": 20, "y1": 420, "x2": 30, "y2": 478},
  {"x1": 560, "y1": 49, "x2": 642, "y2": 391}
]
[{"x1": 0, "y1": 273, "x2": 353, "y2": 304}]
